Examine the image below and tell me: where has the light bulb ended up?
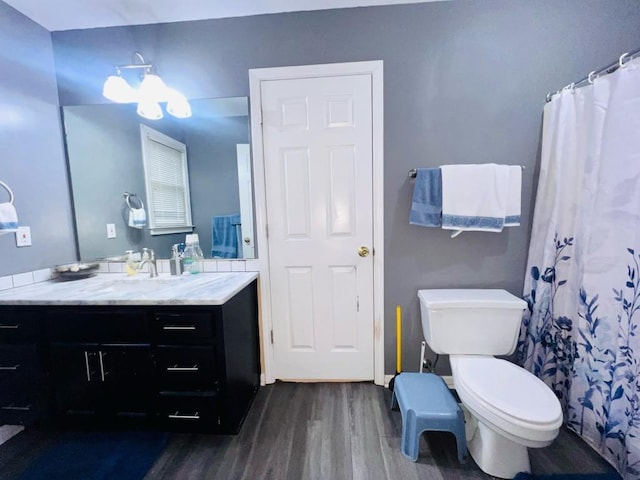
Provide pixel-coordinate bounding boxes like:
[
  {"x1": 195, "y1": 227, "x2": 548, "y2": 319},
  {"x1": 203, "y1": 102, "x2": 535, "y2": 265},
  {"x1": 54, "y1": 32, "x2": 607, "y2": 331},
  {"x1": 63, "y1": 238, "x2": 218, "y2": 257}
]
[
  {"x1": 139, "y1": 73, "x2": 169, "y2": 103},
  {"x1": 137, "y1": 101, "x2": 163, "y2": 120},
  {"x1": 102, "y1": 75, "x2": 135, "y2": 103},
  {"x1": 166, "y1": 89, "x2": 192, "y2": 119}
]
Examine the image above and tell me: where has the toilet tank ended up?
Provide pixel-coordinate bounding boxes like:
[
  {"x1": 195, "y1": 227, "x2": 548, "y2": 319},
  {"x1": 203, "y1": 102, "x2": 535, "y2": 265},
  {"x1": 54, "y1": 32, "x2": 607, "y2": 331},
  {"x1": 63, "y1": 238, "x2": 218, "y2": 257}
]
[{"x1": 417, "y1": 289, "x2": 527, "y2": 355}]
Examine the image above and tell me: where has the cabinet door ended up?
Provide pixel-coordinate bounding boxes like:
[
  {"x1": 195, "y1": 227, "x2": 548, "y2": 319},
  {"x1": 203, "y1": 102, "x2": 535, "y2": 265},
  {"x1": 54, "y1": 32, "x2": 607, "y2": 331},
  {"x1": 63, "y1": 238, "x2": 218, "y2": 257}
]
[
  {"x1": 49, "y1": 343, "x2": 101, "y2": 417},
  {"x1": 100, "y1": 344, "x2": 153, "y2": 418}
]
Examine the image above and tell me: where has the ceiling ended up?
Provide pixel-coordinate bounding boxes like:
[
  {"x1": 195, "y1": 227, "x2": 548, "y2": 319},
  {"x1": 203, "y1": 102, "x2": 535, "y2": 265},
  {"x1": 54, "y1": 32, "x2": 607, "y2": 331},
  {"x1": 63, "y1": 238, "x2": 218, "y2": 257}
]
[{"x1": 4, "y1": 0, "x2": 442, "y2": 32}]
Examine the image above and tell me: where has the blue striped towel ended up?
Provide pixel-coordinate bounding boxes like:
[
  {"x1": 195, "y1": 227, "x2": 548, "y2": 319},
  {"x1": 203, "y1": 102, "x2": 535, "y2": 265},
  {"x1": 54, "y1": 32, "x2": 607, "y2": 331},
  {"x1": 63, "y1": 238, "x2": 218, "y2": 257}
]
[
  {"x1": 441, "y1": 164, "x2": 509, "y2": 236},
  {"x1": 212, "y1": 214, "x2": 242, "y2": 258}
]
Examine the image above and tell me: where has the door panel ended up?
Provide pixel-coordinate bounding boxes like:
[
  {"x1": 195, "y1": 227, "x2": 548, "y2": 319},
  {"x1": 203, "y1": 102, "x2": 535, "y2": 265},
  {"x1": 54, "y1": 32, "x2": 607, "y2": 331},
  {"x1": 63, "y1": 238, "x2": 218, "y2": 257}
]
[
  {"x1": 262, "y1": 74, "x2": 374, "y2": 380},
  {"x1": 49, "y1": 344, "x2": 101, "y2": 416},
  {"x1": 100, "y1": 344, "x2": 152, "y2": 416}
]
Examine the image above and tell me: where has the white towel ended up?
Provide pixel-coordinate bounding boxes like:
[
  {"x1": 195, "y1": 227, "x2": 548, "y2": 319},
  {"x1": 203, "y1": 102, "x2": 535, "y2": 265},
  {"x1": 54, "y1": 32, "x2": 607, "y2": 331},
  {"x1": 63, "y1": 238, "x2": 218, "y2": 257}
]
[
  {"x1": 128, "y1": 207, "x2": 147, "y2": 229},
  {"x1": 441, "y1": 164, "x2": 509, "y2": 237},
  {"x1": 504, "y1": 166, "x2": 522, "y2": 227},
  {"x1": 0, "y1": 202, "x2": 18, "y2": 235}
]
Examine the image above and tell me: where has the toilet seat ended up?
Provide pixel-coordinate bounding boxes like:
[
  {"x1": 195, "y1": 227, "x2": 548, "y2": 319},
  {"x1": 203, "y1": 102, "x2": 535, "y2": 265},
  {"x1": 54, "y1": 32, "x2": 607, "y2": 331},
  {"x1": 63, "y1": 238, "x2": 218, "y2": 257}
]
[{"x1": 451, "y1": 355, "x2": 563, "y2": 445}]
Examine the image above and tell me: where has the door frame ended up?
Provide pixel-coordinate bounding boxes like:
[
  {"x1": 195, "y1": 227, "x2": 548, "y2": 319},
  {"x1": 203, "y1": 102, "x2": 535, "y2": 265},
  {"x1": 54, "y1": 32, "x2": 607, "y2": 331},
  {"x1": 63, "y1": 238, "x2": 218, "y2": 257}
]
[{"x1": 249, "y1": 61, "x2": 384, "y2": 386}]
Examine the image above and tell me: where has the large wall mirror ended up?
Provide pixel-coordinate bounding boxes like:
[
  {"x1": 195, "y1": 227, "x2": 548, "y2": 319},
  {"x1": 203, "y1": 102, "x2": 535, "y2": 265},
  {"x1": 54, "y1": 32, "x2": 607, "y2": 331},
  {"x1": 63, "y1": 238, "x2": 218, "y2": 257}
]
[{"x1": 63, "y1": 96, "x2": 255, "y2": 261}]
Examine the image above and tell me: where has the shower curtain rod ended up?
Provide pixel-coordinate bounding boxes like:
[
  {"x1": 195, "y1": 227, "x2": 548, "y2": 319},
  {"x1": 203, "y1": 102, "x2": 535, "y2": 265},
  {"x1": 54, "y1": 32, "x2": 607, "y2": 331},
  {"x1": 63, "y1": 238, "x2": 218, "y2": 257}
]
[{"x1": 546, "y1": 46, "x2": 640, "y2": 102}]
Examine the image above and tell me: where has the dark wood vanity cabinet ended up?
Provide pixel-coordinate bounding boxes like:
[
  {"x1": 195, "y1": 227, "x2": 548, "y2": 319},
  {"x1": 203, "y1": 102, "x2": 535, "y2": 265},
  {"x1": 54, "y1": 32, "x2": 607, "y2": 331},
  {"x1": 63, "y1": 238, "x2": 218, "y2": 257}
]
[
  {"x1": 0, "y1": 308, "x2": 44, "y2": 425},
  {"x1": 0, "y1": 279, "x2": 259, "y2": 434},
  {"x1": 151, "y1": 282, "x2": 260, "y2": 433}
]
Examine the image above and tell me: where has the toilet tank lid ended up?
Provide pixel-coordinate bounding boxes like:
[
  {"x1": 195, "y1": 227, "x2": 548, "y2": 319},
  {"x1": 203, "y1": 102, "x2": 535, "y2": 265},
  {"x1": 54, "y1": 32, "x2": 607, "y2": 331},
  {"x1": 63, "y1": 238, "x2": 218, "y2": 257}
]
[{"x1": 417, "y1": 289, "x2": 527, "y2": 309}]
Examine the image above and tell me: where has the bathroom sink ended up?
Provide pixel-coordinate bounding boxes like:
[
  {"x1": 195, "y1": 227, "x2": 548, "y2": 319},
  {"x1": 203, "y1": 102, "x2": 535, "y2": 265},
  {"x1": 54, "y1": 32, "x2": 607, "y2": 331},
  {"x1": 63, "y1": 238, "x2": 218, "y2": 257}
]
[{"x1": 100, "y1": 275, "x2": 187, "y2": 292}]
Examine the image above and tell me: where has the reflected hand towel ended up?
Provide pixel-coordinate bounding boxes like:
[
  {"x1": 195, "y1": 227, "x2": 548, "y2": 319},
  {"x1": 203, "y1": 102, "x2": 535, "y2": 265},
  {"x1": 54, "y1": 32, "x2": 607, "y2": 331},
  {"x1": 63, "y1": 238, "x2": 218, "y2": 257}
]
[{"x1": 0, "y1": 202, "x2": 18, "y2": 235}]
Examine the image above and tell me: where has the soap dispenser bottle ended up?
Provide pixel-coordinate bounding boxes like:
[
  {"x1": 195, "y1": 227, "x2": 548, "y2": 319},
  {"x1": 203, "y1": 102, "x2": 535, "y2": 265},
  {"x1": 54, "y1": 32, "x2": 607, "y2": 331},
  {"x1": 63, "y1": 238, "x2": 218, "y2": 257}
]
[
  {"x1": 170, "y1": 244, "x2": 184, "y2": 276},
  {"x1": 183, "y1": 234, "x2": 204, "y2": 274},
  {"x1": 125, "y1": 250, "x2": 138, "y2": 276}
]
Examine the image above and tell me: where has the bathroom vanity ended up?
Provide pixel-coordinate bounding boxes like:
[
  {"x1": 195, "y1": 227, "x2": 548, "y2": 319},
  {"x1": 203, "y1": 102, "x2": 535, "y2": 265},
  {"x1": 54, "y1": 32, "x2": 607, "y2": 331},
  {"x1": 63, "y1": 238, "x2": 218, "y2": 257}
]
[{"x1": 0, "y1": 272, "x2": 259, "y2": 434}]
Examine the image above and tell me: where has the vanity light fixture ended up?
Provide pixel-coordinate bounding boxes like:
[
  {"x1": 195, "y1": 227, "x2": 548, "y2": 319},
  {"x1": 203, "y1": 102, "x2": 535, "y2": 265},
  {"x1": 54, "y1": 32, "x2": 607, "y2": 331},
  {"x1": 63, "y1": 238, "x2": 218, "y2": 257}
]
[{"x1": 102, "y1": 52, "x2": 191, "y2": 120}]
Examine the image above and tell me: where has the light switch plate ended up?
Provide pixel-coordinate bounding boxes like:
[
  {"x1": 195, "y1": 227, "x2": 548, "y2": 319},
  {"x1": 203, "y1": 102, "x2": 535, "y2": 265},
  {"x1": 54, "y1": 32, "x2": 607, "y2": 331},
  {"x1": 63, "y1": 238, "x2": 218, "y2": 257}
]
[
  {"x1": 106, "y1": 224, "x2": 116, "y2": 238},
  {"x1": 15, "y1": 226, "x2": 31, "y2": 247}
]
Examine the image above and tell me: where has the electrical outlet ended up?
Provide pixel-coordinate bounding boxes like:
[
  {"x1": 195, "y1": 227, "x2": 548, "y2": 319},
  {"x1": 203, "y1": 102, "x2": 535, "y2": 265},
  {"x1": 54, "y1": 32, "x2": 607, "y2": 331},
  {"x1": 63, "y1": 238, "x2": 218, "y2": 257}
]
[
  {"x1": 106, "y1": 224, "x2": 116, "y2": 239},
  {"x1": 15, "y1": 226, "x2": 32, "y2": 247}
]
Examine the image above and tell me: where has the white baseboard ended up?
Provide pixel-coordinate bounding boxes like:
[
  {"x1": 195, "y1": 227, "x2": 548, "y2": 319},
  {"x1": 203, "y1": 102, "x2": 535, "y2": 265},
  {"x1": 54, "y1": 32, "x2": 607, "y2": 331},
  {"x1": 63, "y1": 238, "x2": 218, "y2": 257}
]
[{"x1": 384, "y1": 373, "x2": 454, "y2": 389}]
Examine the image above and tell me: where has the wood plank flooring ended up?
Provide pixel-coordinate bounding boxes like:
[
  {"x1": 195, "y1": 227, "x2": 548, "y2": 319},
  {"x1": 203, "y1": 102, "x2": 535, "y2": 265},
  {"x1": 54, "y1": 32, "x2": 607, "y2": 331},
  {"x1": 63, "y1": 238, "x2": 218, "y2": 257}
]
[{"x1": 0, "y1": 382, "x2": 621, "y2": 479}]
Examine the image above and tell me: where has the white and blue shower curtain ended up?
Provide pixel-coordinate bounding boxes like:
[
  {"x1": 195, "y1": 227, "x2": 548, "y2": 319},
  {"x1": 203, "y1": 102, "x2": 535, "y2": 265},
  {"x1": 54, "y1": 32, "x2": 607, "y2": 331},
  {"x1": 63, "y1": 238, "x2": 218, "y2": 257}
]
[{"x1": 517, "y1": 57, "x2": 640, "y2": 479}]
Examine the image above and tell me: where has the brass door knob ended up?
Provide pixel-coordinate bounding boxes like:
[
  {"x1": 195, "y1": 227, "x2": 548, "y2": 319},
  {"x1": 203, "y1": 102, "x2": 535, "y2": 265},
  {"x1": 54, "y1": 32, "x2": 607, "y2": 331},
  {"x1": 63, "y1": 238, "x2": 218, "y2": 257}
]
[{"x1": 358, "y1": 246, "x2": 370, "y2": 257}]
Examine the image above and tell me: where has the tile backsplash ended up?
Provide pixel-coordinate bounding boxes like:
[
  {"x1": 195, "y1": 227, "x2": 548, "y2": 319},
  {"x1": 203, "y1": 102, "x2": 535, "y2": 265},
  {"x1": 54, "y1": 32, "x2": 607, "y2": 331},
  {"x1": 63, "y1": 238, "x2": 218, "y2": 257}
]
[{"x1": 0, "y1": 259, "x2": 260, "y2": 292}]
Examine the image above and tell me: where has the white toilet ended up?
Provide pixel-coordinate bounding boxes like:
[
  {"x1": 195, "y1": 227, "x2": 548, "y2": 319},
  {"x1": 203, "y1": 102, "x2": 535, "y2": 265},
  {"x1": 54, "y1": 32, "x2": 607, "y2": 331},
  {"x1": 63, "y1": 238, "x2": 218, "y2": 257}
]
[{"x1": 417, "y1": 289, "x2": 563, "y2": 479}]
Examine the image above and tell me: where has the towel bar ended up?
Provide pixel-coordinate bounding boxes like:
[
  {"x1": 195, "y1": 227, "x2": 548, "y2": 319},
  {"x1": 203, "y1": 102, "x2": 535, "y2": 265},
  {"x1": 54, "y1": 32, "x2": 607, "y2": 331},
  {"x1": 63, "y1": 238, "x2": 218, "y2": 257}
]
[
  {"x1": 0, "y1": 180, "x2": 14, "y2": 205},
  {"x1": 408, "y1": 165, "x2": 525, "y2": 179}
]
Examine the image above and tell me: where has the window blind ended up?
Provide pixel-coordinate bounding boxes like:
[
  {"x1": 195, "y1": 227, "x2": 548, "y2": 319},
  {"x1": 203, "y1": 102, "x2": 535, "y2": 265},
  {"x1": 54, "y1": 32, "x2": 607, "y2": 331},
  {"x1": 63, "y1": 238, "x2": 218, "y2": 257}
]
[{"x1": 141, "y1": 125, "x2": 193, "y2": 235}]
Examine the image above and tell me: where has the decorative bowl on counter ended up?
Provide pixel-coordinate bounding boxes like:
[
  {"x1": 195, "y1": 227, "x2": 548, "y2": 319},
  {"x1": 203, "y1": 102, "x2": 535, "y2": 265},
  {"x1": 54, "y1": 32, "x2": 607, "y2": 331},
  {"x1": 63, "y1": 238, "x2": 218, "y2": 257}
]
[{"x1": 52, "y1": 262, "x2": 100, "y2": 281}]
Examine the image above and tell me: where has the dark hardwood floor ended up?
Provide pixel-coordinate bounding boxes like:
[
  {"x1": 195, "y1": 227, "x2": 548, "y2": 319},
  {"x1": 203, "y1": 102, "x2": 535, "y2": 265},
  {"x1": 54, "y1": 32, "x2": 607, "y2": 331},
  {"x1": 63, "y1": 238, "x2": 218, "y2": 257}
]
[{"x1": 0, "y1": 382, "x2": 621, "y2": 479}]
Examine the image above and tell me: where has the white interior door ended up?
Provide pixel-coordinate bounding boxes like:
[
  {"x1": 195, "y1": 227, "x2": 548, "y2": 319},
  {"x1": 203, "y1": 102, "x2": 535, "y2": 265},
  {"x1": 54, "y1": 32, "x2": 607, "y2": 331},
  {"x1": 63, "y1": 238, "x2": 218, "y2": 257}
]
[
  {"x1": 236, "y1": 144, "x2": 255, "y2": 259},
  {"x1": 261, "y1": 74, "x2": 374, "y2": 380}
]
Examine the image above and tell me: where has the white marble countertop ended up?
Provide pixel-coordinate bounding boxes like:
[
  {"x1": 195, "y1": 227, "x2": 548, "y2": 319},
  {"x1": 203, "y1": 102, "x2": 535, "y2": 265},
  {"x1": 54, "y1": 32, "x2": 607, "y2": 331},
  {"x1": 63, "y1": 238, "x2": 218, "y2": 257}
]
[{"x1": 0, "y1": 272, "x2": 259, "y2": 306}]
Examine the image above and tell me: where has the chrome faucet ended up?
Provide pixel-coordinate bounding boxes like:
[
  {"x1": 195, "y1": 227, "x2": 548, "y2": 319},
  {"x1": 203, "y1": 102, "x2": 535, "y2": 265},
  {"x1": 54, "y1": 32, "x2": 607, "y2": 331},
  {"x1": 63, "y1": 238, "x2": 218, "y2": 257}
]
[{"x1": 138, "y1": 248, "x2": 158, "y2": 278}]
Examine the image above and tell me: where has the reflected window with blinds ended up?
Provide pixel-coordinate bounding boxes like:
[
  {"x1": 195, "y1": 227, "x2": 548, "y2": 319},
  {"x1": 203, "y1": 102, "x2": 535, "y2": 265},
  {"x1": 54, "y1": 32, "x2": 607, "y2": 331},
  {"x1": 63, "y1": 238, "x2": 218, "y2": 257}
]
[{"x1": 140, "y1": 124, "x2": 194, "y2": 235}]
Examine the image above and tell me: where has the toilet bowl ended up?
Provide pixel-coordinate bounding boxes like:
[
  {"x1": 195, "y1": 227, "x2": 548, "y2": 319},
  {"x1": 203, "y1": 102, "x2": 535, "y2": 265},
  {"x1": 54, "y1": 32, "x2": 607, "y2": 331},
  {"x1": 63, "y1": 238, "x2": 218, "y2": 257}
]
[
  {"x1": 417, "y1": 289, "x2": 563, "y2": 479},
  {"x1": 451, "y1": 355, "x2": 563, "y2": 478}
]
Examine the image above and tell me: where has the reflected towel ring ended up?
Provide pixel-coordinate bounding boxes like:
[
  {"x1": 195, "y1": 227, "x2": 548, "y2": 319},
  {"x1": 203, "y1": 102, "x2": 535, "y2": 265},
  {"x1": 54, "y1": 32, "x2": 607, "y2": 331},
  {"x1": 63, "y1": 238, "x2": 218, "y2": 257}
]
[
  {"x1": 123, "y1": 192, "x2": 144, "y2": 210},
  {"x1": 619, "y1": 52, "x2": 629, "y2": 68},
  {"x1": 0, "y1": 180, "x2": 14, "y2": 205}
]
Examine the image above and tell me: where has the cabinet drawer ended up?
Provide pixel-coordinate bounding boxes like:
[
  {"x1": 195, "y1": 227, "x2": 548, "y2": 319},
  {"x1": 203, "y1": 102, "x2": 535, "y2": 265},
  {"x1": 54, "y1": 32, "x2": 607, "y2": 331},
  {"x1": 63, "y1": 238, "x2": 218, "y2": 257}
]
[
  {"x1": 0, "y1": 402, "x2": 39, "y2": 425},
  {"x1": 0, "y1": 313, "x2": 40, "y2": 343},
  {"x1": 0, "y1": 345, "x2": 39, "y2": 400},
  {"x1": 156, "y1": 392, "x2": 220, "y2": 431},
  {"x1": 151, "y1": 312, "x2": 215, "y2": 343},
  {"x1": 47, "y1": 309, "x2": 148, "y2": 342},
  {"x1": 0, "y1": 344, "x2": 38, "y2": 368},
  {"x1": 155, "y1": 346, "x2": 218, "y2": 390}
]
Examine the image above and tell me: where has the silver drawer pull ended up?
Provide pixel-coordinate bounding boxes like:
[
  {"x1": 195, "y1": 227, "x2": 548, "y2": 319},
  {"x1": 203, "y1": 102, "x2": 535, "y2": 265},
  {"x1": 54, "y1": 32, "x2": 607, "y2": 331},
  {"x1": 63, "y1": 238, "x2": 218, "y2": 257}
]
[
  {"x1": 1, "y1": 405, "x2": 31, "y2": 411},
  {"x1": 0, "y1": 365, "x2": 20, "y2": 371},
  {"x1": 162, "y1": 325, "x2": 196, "y2": 331},
  {"x1": 166, "y1": 365, "x2": 199, "y2": 372},
  {"x1": 168, "y1": 411, "x2": 200, "y2": 420},
  {"x1": 0, "y1": 324, "x2": 20, "y2": 329}
]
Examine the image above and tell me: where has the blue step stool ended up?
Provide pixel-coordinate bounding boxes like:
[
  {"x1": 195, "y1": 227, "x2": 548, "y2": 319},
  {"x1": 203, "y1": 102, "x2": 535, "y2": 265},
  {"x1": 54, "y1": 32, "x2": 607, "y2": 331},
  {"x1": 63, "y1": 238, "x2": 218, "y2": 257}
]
[{"x1": 391, "y1": 372, "x2": 467, "y2": 463}]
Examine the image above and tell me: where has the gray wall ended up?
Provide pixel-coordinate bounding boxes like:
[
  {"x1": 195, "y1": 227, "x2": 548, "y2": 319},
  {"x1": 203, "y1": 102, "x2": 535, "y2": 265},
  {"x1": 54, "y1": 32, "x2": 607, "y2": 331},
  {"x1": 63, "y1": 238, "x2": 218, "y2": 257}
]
[
  {"x1": 4, "y1": 0, "x2": 640, "y2": 374},
  {"x1": 0, "y1": 1, "x2": 76, "y2": 277}
]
